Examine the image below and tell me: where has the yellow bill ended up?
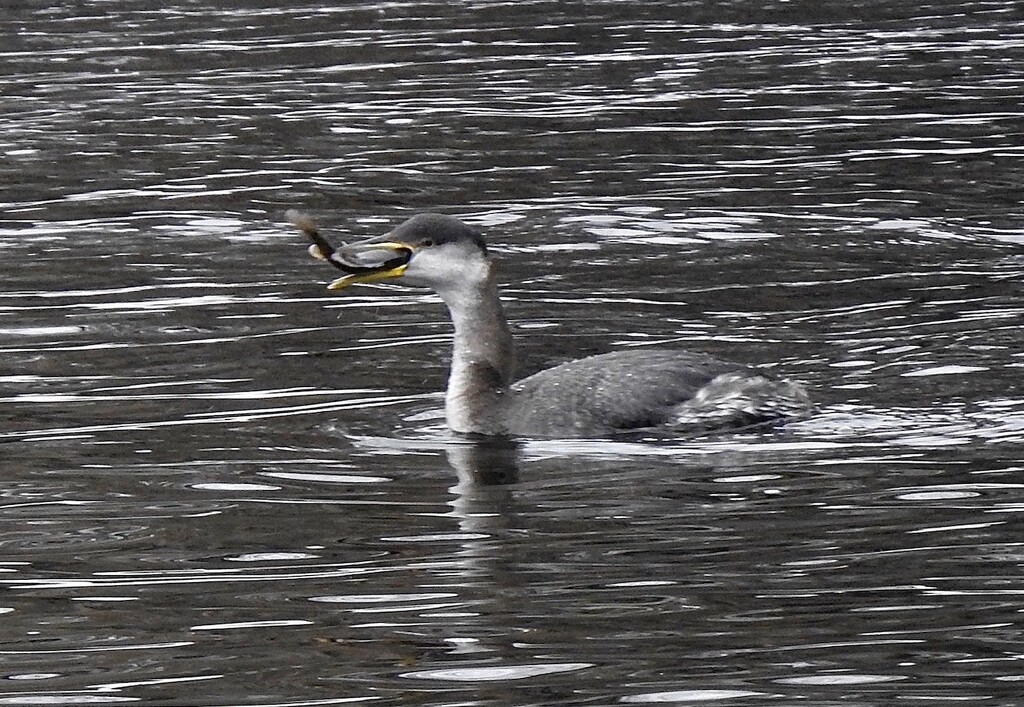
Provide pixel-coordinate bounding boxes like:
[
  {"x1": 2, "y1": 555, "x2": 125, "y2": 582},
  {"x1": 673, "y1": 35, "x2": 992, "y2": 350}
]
[{"x1": 327, "y1": 263, "x2": 410, "y2": 290}]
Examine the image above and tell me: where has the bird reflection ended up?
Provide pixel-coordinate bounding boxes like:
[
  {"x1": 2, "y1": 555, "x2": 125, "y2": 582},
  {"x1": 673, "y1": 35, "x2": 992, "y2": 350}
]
[{"x1": 445, "y1": 435, "x2": 520, "y2": 487}]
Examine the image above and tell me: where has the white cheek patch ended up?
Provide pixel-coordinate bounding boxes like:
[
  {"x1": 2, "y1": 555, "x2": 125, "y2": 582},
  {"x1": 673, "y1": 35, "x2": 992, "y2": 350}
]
[{"x1": 405, "y1": 246, "x2": 487, "y2": 286}]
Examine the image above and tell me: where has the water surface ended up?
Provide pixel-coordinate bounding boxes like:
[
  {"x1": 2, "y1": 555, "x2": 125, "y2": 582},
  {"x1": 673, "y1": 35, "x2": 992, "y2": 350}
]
[{"x1": 2, "y1": 1, "x2": 1024, "y2": 705}]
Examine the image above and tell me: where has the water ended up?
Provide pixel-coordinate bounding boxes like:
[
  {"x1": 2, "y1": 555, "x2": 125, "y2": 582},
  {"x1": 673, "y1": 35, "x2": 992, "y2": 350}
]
[{"x1": 2, "y1": 1, "x2": 1024, "y2": 704}]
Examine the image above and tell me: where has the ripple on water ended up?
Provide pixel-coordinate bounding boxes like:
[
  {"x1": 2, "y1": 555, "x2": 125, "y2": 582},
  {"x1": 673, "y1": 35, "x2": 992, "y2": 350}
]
[
  {"x1": 400, "y1": 662, "x2": 594, "y2": 681},
  {"x1": 0, "y1": 697, "x2": 140, "y2": 705},
  {"x1": 621, "y1": 689, "x2": 767, "y2": 703},
  {"x1": 776, "y1": 674, "x2": 908, "y2": 685}
]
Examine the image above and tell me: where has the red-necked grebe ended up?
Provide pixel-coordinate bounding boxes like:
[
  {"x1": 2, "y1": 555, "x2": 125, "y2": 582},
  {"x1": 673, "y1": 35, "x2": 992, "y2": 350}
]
[{"x1": 287, "y1": 211, "x2": 811, "y2": 437}]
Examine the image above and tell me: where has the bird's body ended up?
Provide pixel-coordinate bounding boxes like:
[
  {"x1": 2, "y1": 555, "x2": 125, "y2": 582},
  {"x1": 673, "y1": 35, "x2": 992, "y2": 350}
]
[
  {"x1": 509, "y1": 350, "x2": 759, "y2": 436},
  {"x1": 288, "y1": 211, "x2": 811, "y2": 438}
]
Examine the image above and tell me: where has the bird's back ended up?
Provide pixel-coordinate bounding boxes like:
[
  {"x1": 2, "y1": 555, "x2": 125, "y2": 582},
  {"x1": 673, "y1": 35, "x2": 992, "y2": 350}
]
[{"x1": 507, "y1": 349, "x2": 747, "y2": 436}]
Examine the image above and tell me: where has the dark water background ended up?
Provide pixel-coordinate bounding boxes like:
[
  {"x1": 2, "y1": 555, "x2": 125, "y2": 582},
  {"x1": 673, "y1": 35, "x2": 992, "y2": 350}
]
[{"x1": 2, "y1": 1, "x2": 1024, "y2": 704}]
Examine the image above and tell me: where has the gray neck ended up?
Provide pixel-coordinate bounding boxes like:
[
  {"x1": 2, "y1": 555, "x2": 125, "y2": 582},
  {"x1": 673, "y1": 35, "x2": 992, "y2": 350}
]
[{"x1": 438, "y1": 268, "x2": 515, "y2": 435}]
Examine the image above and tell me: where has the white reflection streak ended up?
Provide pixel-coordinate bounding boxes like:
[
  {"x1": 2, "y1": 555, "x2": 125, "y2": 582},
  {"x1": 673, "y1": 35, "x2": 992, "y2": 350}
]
[
  {"x1": 0, "y1": 394, "x2": 426, "y2": 441},
  {"x1": 191, "y1": 620, "x2": 314, "y2": 630},
  {"x1": 9, "y1": 389, "x2": 372, "y2": 403},
  {"x1": 0, "y1": 564, "x2": 409, "y2": 591},
  {"x1": 0, "y1": 641, "x2": 194, "y2": 655},
  {"x1": 213, "y1": 699, "x2": 379, "y2": 707},
  {"x1": 0, "y1": 327, "x2": 332, "y2": 354},
  {"x1": 91, "y1": 674, "x2": 223, "y2": 692}
]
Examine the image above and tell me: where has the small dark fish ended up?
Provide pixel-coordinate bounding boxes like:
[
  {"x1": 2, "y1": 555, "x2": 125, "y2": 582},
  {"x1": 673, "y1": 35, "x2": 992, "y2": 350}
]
[
  {"x1": 285, "y1": 210, "x2": 413, "y2": 279},
  {"x1": 285, "y1": 209, "x2": 342, "y2": 268}
]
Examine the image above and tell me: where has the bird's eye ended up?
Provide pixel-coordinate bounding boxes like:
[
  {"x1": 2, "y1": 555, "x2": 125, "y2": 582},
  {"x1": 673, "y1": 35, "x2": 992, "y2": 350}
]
[{"x1": 419, "y1": 238, "x2": 434, "y2": 247}]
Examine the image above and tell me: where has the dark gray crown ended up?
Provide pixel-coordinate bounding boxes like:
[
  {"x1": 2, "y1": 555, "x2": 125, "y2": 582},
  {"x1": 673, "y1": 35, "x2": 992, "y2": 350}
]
[{"x1": 388, "y1": 213, "x2": 488, "y2": 255}]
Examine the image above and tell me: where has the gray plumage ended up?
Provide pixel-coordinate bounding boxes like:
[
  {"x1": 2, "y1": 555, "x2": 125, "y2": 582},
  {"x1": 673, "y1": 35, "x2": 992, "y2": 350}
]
[{"x1": 508, "y1": 350, "x2": 741, "y2": 435}]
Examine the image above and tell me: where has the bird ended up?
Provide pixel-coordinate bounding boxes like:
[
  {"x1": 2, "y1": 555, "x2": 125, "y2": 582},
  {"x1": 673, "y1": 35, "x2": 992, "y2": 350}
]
[{"x1": 286, "y1": 211, "x2": 811, "y2": 438}]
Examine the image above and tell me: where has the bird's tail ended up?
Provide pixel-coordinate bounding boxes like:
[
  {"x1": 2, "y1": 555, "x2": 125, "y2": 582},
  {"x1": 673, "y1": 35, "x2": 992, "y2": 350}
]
[{"x1": 671, "y1": 372, "x2": 812, "y2": 432}]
